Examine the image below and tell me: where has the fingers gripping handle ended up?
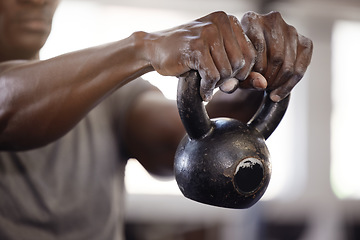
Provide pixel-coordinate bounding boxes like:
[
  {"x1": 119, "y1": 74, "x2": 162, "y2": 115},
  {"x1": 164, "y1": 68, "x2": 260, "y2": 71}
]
[{"x1": 177, "y1": 70, "x2": 290, "y2": 140}]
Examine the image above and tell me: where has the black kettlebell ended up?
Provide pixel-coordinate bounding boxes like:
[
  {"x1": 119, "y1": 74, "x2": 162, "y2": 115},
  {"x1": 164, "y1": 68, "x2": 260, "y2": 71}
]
[{"x1": 174, "y1": 71, "x2": 290, "y2": 209}]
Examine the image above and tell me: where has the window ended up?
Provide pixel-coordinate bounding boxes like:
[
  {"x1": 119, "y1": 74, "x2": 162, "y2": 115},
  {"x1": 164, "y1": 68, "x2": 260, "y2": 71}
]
[{"x1": 331, "y1": 20, "x2": 360, "y2": 199}]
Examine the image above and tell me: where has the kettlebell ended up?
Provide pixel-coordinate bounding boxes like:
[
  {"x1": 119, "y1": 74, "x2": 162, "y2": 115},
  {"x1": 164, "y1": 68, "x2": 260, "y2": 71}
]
[{"x1": 174, "y1": 71, "x2": 290, "y2": 209}]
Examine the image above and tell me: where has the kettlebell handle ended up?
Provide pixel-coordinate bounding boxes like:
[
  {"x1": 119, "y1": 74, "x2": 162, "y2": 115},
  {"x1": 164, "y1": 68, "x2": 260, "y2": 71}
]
[{"x1": 177, "y1": 71, "x2": 290, "y2": 140}]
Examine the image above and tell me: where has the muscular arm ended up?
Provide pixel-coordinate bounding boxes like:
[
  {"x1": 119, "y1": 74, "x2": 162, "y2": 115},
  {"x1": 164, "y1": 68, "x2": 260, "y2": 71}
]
[
  {"x1": 0, "y1": 12, "x2": 262, "y2": 151},
  {"x1": 0, "y1": 32, "x2": 152, "y2": 150}
]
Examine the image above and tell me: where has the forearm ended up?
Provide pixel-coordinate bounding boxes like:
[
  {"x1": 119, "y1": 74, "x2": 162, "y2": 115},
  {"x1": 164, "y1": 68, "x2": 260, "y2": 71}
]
[
  {"x1": 206, "y1": 89, "x2": 264, "y2": 123},
  {"x1": 0, "y1": 32, "x2": 152, "y2": 150}
]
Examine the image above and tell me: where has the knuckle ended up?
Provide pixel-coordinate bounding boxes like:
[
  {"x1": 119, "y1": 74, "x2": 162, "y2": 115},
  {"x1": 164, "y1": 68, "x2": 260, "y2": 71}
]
[
  {"x1": 298, "y1": 34, "x2": 313, "y2": 50},
  {"x1": 233, "y1": 58, "x2": 246, "y2": 71},
  {"x1": 309, "y1": 40, "x2": 314, "y2": 52},
  {"x1": 240, "y1": 11, "x2": 259, "y2": 30},
  {"x1": 215, "y1": 11, "x2": 228, "y2": 19},
  {"x1": 281, "y1": 84, "x2": 295, "y2": 95},
  {"x1": 209, "y1": 40, "x2": 221, "y2": 52},
  {"x1": 282, "y1": 65, "x2": 295, "y2": 78},
  {"x1": 201, "y1": 70, "x2": 220, "y2": 85},
  {"x1": 242, "y1": 11, "x2": 258, "y2": 22},
  {"x1": 288, "y1": 25, "x2": 298, "y2": 37},
  {"x1": 237, "y1": 53, "x2": 254, "y2": 73},
  {"x1": 189, "y1": 38, "x2": 206, "y2": 52},
  {"x1": 245, "y1": 45, "x2": 257, "y2": 61},
  {"x1": 212, "y1": 11, "x2": 227, "y2": 17},
  {"x1": 229, "y1": 15, "x2": 242, "y2": 29},
  {"x1": 220, "y1": 68, "x2": 233, "y2": 79},
  {"x1": 272, "y1": 11, "x2": 282, "y2": 18},
  {"x1": 210, "y1": 11, "x2": 229, "y2": 24},
  {"x1": 254, "y1": 40, "x2": 266, "y2": 54},
  {"x1": 294, "y1": 60, "x2": 309, "y2": 76},
  {"x1": 265, "y1": 12, "x2": 287, "y2": 29},
  {"x1": 267, "y1": 11, "x2": 282, "y2": 20},
  {"x1": 244, "y1": 25, "x2": 258, "y2": 38},
  {"x1": 228, "y1": 15, "x2": 238, "y2": 24},
  {"x1": 271, "y1": 54, "x2": 284, "y2": 67},
  {"x1": 293, "y1": 70, "x2": 304, "y2": 82},
  {"x1": 279, "y1": 70, "x2": 294, "y2": 85},
  {"x1": 201, "y1": 23, "x2": 219, "y2": 38},
  {"x1": 301, "y1": 36, "x2": 314, "y2": 53},
  {"x1": 282, "y1": 59, "x2": 295, "y2": 71}
]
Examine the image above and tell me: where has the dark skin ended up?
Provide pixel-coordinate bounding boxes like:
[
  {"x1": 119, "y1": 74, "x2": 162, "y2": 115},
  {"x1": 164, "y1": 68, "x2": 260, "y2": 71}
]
[{"x1": 0, "y1": 0, "x2": 312, "y2": 176}]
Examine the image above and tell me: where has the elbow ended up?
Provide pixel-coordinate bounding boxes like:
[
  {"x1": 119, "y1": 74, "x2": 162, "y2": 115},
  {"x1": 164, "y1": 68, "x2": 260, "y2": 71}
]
[
  {"x1": 0, "y1": 106, "x2": 15, "y2": 150},
  {"x1": 0, "y1": 77, "x2": 17, "y2": 150},
  {"x1": 0, "y1": 106, "x2": 51, "y2": 151}
]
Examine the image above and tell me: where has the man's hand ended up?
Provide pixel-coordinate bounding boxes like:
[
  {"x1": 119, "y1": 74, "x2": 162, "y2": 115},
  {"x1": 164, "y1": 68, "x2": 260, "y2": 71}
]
[
  {"x1": 144, "y1": 11, "x2": 257, "y2": 101},
  {"x1": 240, "y1": 11, "x2": 313, "y2": 102},
  {"x1": 145, "y1": 11, "x2": 312, "y2": 102}
]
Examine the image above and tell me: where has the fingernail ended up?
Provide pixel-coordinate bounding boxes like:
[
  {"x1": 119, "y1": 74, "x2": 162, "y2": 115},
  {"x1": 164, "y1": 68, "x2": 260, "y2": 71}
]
[
  {"x1": 270, "y1": 94, "x2": 281, "y2": 102},
  {"x1": 252, "y1": 77, "x2": 267, "y2": 90},
  {"x1": 220, "y1": 78, "x2": 238, "y2": 93}
]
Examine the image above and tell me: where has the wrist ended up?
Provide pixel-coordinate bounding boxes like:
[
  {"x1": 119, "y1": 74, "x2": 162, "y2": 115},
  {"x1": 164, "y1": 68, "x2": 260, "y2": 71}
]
[{"x1": 130, "y1": 31, "x2": 155, "y2": 73}]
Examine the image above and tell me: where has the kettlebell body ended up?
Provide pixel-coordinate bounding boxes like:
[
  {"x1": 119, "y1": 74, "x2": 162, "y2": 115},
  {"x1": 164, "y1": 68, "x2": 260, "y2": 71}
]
[
  {"x1": 174, "y1": 71, "x2": 289, "y2": 209},
  {"x1": 175, "y1": 117, "x2": 271, "y2": 209}
]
